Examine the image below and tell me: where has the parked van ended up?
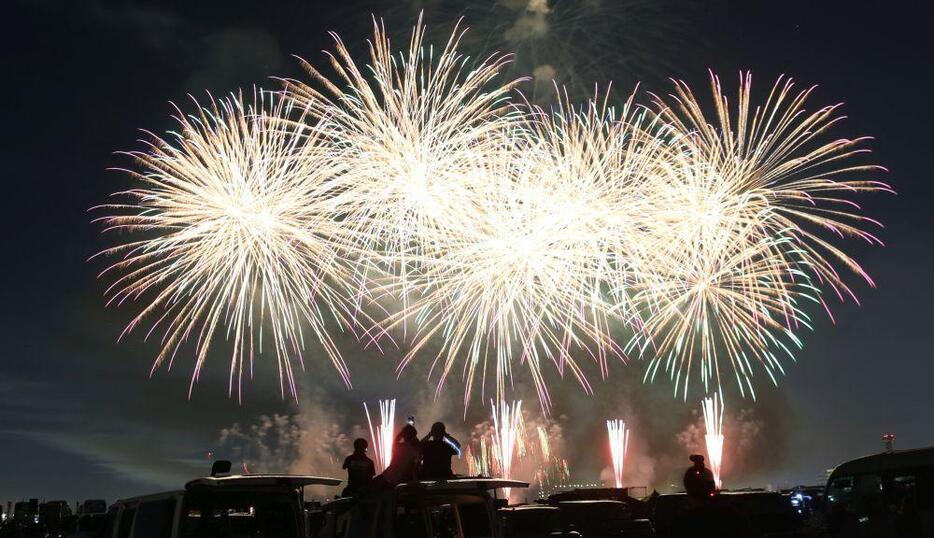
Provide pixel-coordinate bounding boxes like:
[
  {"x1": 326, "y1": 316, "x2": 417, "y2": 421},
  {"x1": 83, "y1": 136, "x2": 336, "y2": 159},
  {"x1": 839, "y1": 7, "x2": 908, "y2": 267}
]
[
  {"x1": 826, "y1": 446, "x2": 934, "y2": 537},
  {"x1": 101, "y1": 474, "x2": 340, "y2": 538},
  {"x1": 313, "y1": 478, "x2": 528, "y2": 538}
]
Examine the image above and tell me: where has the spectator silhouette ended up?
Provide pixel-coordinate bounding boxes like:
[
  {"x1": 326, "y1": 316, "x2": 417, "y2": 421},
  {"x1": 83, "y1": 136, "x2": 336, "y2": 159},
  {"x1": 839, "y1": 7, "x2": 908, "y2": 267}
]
[
  {"x1": 420, "y1": 422, "x2": 461, "y2": 480},
  {"x1": 374, "y1": 424, "x2": 421, "y2": 487},
  {"x1": 683, "y1": 454, "x2": 717, "y2": 498},
  {"x1": 672, "y1": 454, "x2": 753, "y2": 538},
  {"x1": 341, "y1": 438, "x2": 375, "y2": 497}
]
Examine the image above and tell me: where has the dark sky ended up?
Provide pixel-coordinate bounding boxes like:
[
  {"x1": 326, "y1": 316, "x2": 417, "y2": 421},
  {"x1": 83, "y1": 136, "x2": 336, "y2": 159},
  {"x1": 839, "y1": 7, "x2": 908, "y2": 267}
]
[{"x1": 2, "y1": 0, "x2": 932, "y2": 504}]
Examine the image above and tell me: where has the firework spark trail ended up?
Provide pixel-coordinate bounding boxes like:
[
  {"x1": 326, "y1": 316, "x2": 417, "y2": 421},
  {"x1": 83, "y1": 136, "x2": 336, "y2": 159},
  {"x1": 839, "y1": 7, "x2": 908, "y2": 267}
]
[
  {"x1": 364, "y1": 399, "x2": 396, "y2": 472},
  {"x1": 92, "y1": 90, "x2": 361, "y2": 400},
  {"x1": 537, "y1": 426, "x2": 552, "y2": 461},
  {"x1": 466, "y1": 437, "x2": 493, "y2": 477},
  {"x1": 535, "y1": 425, "x2": 570, "y2": 492},
  {"x1": 631, "y1": 71, "x2": 891, "y2": 400},
  {"x1": 492, "y1": 400, "x2": 523, "y2": 499},
  {"x1": 606, "y1": 419, "x2": 630, "y2": 488},
  {"x1": 702, "y1": 393, "x2": 724, "y2": 488}
]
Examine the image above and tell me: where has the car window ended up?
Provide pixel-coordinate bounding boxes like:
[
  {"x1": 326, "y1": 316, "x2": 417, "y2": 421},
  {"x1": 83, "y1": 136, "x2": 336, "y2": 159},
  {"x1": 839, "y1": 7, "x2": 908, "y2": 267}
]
[
  {"x1": 886, "y1": 474, "x2": 916, "y2": 507},
  {"x1": 180, "y1": 492, "x2": 298, "y2": 538},
  {"x1": 80, "y1": 514, "x2": 107, "y2": 533},
  {"x1": 134, "y1": 499, "x2": 176, "y2": 538},
  {"x1": 916, "y1": 471, "x2": 934, "y2": 510},
  {"x1": 828, "y1": 476, "x2": 855, "y2": 507},
  {"x1": 102, "y1": 508, "x2": 120, "y2": 538},
  {"x1": 394, "y1": 504, "x2": 429, "y2": 538},
  {"x1": 458, "y1": 502, "x2": 492, "y2": 538},
  {"x1": 118, "y1": 507, "x2": 137, "y2": 538},
  {"x1": 855, "y1": 474, "x2": 884, "y2": 514}
]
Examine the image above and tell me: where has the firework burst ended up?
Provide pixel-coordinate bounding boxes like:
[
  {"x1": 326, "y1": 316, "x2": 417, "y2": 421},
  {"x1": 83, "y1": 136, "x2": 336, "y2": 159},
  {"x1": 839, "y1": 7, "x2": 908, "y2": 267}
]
[
  {"x1": 284, "y1": 15, "x2": 522, "y2": 303},
  {"x1": 632, "y1": 71, "x2": 891, "y2": 399},
  {"x1": 93, "y1": 90, "x2": 359, "y2": 399},
  {"x1": 93, "y1": 10, "x2": 891, "y2": 409},
  {"x1": 392, "y1": 90, "x2": 667, "y2": 410}
]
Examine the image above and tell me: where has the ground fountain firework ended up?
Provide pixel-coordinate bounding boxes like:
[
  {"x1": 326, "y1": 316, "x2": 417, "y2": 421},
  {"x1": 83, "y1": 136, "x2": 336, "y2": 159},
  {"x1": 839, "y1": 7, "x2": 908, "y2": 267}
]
[
  {"x1": 492, "y1": 400, "x2": 523, "y2": 499},
  {"x1": 702, "y1": 393, "x2": 724, "y2": 488},
  {"x1": 606, "y1": 419, "x2": 630, "y2": 488},
  {"x1": 364, "y1": 399, "x2": 396, "y2": 472}
]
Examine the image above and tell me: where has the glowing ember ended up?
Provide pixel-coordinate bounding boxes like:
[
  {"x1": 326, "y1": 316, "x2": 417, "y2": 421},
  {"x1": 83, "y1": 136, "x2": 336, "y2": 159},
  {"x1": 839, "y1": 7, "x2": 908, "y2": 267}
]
[
  {"x1": 702, "y1": 393, "x2": 724, "y2": 488},
  {"x1": 364, "y1": 399, "x2": 396, "y2": 472}
]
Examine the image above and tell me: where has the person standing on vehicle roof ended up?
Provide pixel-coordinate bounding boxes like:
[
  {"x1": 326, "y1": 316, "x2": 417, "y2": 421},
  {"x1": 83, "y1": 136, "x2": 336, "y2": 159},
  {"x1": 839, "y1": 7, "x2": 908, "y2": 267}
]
[
  {"x1": 341, "y1": 438, "x2": 376, "y2": 497},
  {"x1": 420, "y1": 422, "x2": 461, "y2": 480},
  {"x1": 373, "y1": 424, "x2": 421, "y2": 487}
]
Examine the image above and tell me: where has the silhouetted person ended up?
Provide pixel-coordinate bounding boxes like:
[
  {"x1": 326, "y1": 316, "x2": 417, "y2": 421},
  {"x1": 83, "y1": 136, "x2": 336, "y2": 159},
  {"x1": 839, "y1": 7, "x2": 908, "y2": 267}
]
[
  {"x1": 374, "y1": 424, "x2": 421, "y2": 487},
  {"x1": 420, "y1": 422, "x2": 461, "y2": 480},
  {"x1": 341, "y1": 438, "x2": 375, "y2": 497},
  {"x1": 672, "y1": 455, "x2": 753, "y2": 538},
  {"x1": 683, "y1": 454, "x2": 716, "y2": 499}
]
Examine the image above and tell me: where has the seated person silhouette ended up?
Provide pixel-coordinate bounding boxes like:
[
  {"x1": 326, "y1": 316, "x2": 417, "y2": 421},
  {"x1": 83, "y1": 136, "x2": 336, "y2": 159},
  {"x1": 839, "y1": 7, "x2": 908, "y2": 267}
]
[
  {"x1": 341, "y1": 438, "x2": 375, "y2": 497},
  {"x1": 374, "y1": 424, "x2": 421, "y2": 488},
  {"x1": 683, "y1": 454, "x2": 716, "y2": 498},
  {"x1": 673, "y1": 455, "x2": 753, "y2": 538}
]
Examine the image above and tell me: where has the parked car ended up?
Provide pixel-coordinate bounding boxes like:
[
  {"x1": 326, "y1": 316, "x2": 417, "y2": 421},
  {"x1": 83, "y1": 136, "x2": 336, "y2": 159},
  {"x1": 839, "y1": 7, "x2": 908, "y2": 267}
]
[
  {"x1": 825, "y1": 446, "x2": 934, "y2": 537},
  {"x1": 313, "y1": 478, "x2": 528, "y2": 538},
  {"x1": 543, "y1": 488, "x2": 651, "y2": 521},
  {"x1": 498, "y1": 504, "x2": 562, "y2": 538},
  {"x1": 653, "y1": 491, "x2": 802, "y2": 538},
  {"x1": 101, "y1": 474, "x2": 340, "y2": 538},
  {"x1": 555, "y1": 500, "x2": 633, "y2": 538},
  {"x1": 781, "y1": 485, "x2": 825, "y2": 517}
]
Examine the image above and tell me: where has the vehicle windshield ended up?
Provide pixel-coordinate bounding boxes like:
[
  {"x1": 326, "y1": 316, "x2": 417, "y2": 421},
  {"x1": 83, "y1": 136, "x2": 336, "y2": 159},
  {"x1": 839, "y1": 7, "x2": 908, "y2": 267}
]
[
  {"x1": 394, "y1": 493, "x2": 492, "y2": 538},
  {"x1": 180, "y1": 491, "x2": 298, "y2": 538}
]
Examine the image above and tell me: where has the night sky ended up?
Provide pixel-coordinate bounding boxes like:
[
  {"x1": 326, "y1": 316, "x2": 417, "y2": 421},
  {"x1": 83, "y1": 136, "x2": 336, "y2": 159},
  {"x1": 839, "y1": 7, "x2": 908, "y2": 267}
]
[{"x1": 2, "y1": 0, "x2": 932, "y2": 504}]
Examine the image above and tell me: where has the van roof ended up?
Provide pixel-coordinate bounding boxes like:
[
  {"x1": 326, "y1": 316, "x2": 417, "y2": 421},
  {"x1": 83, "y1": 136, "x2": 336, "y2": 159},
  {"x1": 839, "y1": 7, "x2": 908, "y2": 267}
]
[
  {"x1": 185, "y1": 474, "x2": 341, "y2": 490},
  {"x1": 396, "y1": 478, "x2": 529, "y2": 492},
  {"x1": 658, "y1": 491, "x2": 780, "y2": 498},
  {"x1": 829, "y1": 446, "x2": 934, "y2": 479},
  {"x1": 498, "y1": 505, "x2": 560, "y2": 513}
]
